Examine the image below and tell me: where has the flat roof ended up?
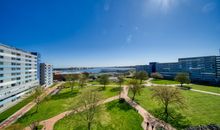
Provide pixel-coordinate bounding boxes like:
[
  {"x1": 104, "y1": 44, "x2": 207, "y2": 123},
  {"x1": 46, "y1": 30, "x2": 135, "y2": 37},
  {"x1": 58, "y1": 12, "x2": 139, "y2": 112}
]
[{"x1": 0, "y1": 43, "x2": 39, "y2": 56}]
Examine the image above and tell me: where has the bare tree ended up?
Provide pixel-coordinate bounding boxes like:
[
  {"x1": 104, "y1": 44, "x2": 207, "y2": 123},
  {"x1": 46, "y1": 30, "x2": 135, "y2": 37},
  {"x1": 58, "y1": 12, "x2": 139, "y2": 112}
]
[
  {"x1": 117, "y1": 76, "x2": 124, "y2": 98},
  {"x1": 79, "y1": 74, "x2": 88, "y2": 88},
  {"x1": 135, "y1": 71, "x2": 148, "y2": 84},
  {"x1": 29, "y1": 121, "x2": 40, "y2": 130},
  {"x1": 175, "y1": 73, "x2": 190, "y2": 87},
  {"x1": 33, "y1": 86, "x2": 44, "y2": 113},
  {"x1": 129, "y1": 79, "x2": 142, "y2": 101},
  {"x1": 99, "y1": 74, "x2": 110, "y2": 89},
  {"x1": 73, "y1": 90, "x2": 102, "y2": 130},
  {"x1": 152, "y1": 86, "x2": 185, "y2": 121},
  {"x1": 65, "y1": 74, "x2": 79, "y2": 92}
]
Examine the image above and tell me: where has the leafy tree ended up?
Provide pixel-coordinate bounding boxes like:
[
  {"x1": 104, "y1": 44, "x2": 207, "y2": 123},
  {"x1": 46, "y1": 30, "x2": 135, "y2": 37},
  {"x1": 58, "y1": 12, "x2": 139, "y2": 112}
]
[
  {"x1": 73, "y1": 90, "x2": 102, "y2": 130},
  {"x1": 151, "y1": 72, "x2": 163, "y2": 79},
  {"x1": 129, "y1": 80, "x2": 142, "y2": 101},
  {"x1": 117, "y1": 76, "x2": 124, "y2": 98},
  {"x1": 135, "y1": 71, "x2": 148, "y2": 84},
  {"x1": 33, "y1": 86, "x2": 44, "y2": 113},
  {"x1": 175, "y1": 73, "x2": 190, "y2": 87},
  {"x1": 152, "y1": 86, "x2": 185, "y2": 121},
  {"x1": 99, "y1": 74, "x2": 110, "y2": 89},
  {"x1": 65, "y1": 74, "x2": 79, "y2": 92}
]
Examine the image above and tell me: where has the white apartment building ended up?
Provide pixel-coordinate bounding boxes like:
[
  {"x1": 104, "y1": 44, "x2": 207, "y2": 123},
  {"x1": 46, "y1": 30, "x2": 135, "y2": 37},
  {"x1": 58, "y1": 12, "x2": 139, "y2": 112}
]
[
  {"x1": 0, "y1": 44, "x2": 40, "y2": 106},
  {"x1": 40, "y1": 63, "x2": 53, "y2": 87}
]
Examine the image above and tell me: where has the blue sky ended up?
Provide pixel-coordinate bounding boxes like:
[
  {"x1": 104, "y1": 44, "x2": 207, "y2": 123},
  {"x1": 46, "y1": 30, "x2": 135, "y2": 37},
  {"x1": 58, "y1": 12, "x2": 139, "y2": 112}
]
[{"x1": 0, "y1": 0, "x2": 220, "y2": 67}]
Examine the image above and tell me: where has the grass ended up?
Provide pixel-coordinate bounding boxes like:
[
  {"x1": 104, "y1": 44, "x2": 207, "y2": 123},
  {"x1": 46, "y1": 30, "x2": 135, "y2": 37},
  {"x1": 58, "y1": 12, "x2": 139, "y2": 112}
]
[
  {"x1": 151, "y1": 79, "x2": 220, "y2": 94},
  {"x1": 54, "y1": 100, "x2": 143, "y2": 130},
  {"x1": 0, "y1": 94, "x2": 35, "y2": 123},
  {"x1": 151, "y1": 79, "x2": 180, "y2": 84},
  {"x1": 189, "y1": 84, "x2": 220, "y2": 94},
  {"x1": 14, "y1": 85, "x2": 120, "y2": 128},
  {"x1": 128, "y1": 87, "x2": 220, "y2": 129}
]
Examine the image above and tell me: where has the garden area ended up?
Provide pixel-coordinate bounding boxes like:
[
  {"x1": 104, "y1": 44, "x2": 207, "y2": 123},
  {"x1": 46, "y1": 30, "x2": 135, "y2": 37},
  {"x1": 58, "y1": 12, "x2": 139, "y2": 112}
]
[
  {"x1": 7, "y1": 84, "x2": 120, "y2": 129},
  {"x1": 54, "y1": 100, "x2": 143, "y2": 130},
  {"x1": 128, "y1": 87, "x2": 220, "y2": 129}
]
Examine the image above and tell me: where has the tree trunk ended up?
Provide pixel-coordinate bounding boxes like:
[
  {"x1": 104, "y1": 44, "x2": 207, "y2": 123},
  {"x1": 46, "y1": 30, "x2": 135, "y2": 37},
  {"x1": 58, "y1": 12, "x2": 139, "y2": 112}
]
[
  {"x1": 36, "y1": 104, "x2": 38, "y2": 113},
  {"x1": 88, "y1": 122, "x2": 91, "y2": 130},
  {"x1": 164, "y1": 104, "x2": 168, "y2": 121},
  {"x1": 181, "y1": 83, "x2": 183, "y2": 87},
  {"x1": 132, "y1": 92, "x2": 136, "y2": 101}
]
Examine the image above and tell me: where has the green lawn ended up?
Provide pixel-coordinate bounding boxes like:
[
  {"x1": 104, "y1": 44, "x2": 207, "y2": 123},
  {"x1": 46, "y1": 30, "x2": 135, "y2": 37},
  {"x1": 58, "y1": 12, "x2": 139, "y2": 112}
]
[
  {"x1": 129, "y1": 87, "x2": 220, "y2": 129},
  {"x1": 151, "y1": 79, "x2": 180, "y2": 84},
  {"x1": 189, "y1": 84, "x2": 220, "y2": 94},
  {"x1": 0, "y1": 94, "x2": 35, "y2": 123},
  {"x1": 54, "y1": 100, "x2": 143, "y2": 130},
  {"x1": 14, "y1": 85, "x2": 120, "y2": 127}
]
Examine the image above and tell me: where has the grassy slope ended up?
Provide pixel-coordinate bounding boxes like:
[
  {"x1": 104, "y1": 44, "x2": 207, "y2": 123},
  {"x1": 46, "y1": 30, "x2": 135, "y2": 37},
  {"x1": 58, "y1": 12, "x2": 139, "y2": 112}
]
[
  {"x1": 128, "y1": 87, "x2": 220, "y2": 128},
  {"x1": 0, "y1": 94, "x2": 34, "y2": 123},
  {"x1": 54, "y1": 100, "x2": 143, "y2": 130},
  {"x1": 15, "y1": 85, "x2": 120, "y2": 127}
]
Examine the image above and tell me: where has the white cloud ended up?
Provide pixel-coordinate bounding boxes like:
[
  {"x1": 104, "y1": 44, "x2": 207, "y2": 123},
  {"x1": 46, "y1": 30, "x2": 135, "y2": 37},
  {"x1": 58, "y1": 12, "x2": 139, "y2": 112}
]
[{"x1": 202, "y1": 2, "x2": 216, "y2": 13}]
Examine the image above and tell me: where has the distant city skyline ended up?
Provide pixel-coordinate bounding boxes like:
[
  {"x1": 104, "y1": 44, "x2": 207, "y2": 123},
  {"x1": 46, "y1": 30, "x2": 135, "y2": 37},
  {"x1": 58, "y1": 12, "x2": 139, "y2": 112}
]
[{"x1": 1, "y1": 0, "x2": 220, "y2": 67}]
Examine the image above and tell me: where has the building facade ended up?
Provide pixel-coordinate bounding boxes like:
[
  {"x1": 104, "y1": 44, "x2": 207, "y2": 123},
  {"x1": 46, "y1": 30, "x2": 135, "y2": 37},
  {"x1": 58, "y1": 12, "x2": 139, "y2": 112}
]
[
  {"x1": 40, "y1": 63, "x2": 53, "y2": 87},
  {"x1": 0, "y1": 44, "x2": 39, "y2": 105},
  {"x1": 147, "y1": 56, "x2": 220, "y2": 84}
]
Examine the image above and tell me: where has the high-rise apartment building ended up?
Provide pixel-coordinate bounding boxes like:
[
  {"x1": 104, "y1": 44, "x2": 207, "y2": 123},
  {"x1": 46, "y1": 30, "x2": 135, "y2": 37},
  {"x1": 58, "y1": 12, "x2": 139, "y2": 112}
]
[
  {"x1": 0, "y1": 44, "x2": 39, "y2": 106},
  {"x1": 40, "y1": 63, "x2": 53, "y2": 87}
]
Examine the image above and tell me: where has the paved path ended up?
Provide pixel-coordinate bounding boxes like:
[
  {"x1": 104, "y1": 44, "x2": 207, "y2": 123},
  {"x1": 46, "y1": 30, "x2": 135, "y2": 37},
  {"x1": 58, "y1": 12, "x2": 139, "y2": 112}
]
[
  {"x1": 145, "y1": 79, "x2": 220, "y2": 96},
  {"x1": 0, "y1": 82, "x2": 64, "y2": 129},
  {"x1": 191, "y1": 89, "x2": 220, "y2": 96},
  {"x1": 121, "y1": 86, "x2": 175, "y2": 130},
  {"x1": 24, "y1": 96, "x2": 119, "y2": 130}
]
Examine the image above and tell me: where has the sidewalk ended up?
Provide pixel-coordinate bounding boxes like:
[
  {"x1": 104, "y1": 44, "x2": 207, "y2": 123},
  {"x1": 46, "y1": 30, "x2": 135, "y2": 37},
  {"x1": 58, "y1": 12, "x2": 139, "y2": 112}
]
[{"x1": 121, "y1": 86, "x2": 175, "y2": 130}]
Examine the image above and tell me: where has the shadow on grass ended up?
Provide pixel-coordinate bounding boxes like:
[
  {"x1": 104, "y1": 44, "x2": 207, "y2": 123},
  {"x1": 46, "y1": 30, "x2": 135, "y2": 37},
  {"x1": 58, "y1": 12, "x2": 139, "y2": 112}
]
[
  {"x1": 106, "y1": 101, "x2": 132, "y2": 111},
  {"x1": 151, "y1": 108, "x2": 191, "y2": 129},
  {"x1": 50, "y1": 90, "x2": 78, "y2": 100},
  {"x1": 95, "y1": 87, "x2": 106, "y2": 92},
  {"x1": 110, "y1": 87, "x2": 121, "y2": 92}
]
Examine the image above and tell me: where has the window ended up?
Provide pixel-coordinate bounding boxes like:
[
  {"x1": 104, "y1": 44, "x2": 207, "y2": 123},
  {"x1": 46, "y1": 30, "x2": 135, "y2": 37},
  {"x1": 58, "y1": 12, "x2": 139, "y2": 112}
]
[
  {"x1": 0, "y1": 49, "x2": 3, "y2": 53},
  {"x1": 0, "y1": 68, "x2": 3, "y2": 71},
  {"x1": 0, "y1": 74, "x2": 3, "y2": 77},
  {"x1": 0, "y1": 56, "x2": 3, "y2": 59},
  {"x1": 0, "y1": 80, "x2": 3, "y2": 83},
  {"x1": 0, "y1": 62, "x2": 3, "y2": 65}
]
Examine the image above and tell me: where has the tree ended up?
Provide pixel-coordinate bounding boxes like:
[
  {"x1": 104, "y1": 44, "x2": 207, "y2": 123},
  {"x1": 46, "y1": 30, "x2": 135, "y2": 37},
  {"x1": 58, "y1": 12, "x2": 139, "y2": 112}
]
[
  {"x1": 73, "y1": 90, "x2": 102, "y2": 130},
  {"x1": 152, "y1": 86, "x2": 185, "y2": 121},
  {"x1": 65, "y1": 74, "x2": 79, "y2": 92},
  {"x1": 79, "y1": 74, "x2": 88, "y2": 88},
  {"x1": 99, "y1": 74, "x2": 110, "y2": 89},
  {"x1": 33, "y1": 86, "x2": 44, "y2": 113},
  {"x1": 29, "y1": 121, "x2": 40, "y2": 130},
  {"x1": 151, "y1": 72, "x2": 163, "y2": 79},
  {"x1": 117, "y1": 76, "x2": 124, "y2": 98},
  {"x1": 129, "y1": 79, "x2": 142, "y2": 101},
  {"x1": 175, "y1": 73, "x2": 190, "y2": 87},
  {"x1": 135, "y1": 71, "x2": 148, "y2": 84}
]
